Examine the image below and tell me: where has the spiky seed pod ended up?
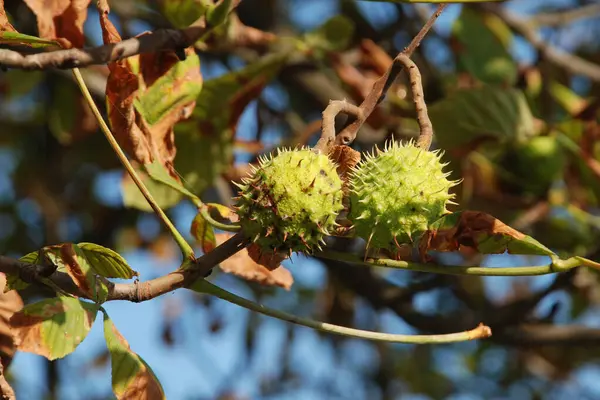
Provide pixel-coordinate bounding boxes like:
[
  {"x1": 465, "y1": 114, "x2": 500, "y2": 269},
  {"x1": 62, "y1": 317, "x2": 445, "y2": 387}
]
[
  {"x1": 234, "y1": 148, "x2": 344, "y2": 255},
  {"x1": 348, "y1": 141, "x2": 458, "y2": 252}
]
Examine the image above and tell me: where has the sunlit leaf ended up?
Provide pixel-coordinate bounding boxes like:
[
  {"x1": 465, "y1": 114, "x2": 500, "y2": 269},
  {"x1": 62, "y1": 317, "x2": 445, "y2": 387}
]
[
  {"x1": 452, "y1": 7, "x2": 516, "y2": 84},
  {"x1": 99, "y1": 5, "x2": 203, "y2": 211},
  {"x1": 161, "y1": 0, "x2": 209, "y2": 29},
  {"x1": 144, "y1": 160, "x2": 199, "y2": 201},
  {"x1": 77, "y1": 243, "x2": 138, "y2": 279},
  {"x1": 175, "y1": 53, "x2": 288, "y2": 194},
  {"x1": 420, "y1": 211, "x2": 555, "y2": 259},
  {"x1": 0, "y1": 31, "x2": 58, "y2": 47},
  {"x1": 190, "y1": 210, "x2": 216, "y2": 254},
  {"x1": 43, "y1": 244, "x2": 109, "y2": 303},
  {"x1": 429, "y1": 85, "x2": 536, "y2": 152},
  {"x1": 10, "y1": 297, "x2": 98, "y2": 360},
  {"x1": 103, "y1": 313, "x2": 165, "y2": 399}
]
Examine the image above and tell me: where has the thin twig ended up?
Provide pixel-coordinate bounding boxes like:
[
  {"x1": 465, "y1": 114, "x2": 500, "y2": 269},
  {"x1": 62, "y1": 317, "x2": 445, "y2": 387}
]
[
  {"x1": 530, "y1": 3, "x2": 600, "y2": 27},
  {"x1": 72, "y1": 68, "x2": 196, "y2": 259},
  {"x1": 335, "y1": 4, "x2": 446, "y2": 146},
  {"x1": 394, "y1": 54, "x2": 432, "y2": 150},
  {"x1": 0, "y1": 26, "x2": 207, "y2": 70},
  {"x1": 315, "y1": 100, "x2": 363, "y2": 153},
  {"x1": 483, "y1": 4, "x2": 600, "y2": 82},
  {"x1": 195, "y1": 280, "x2": 491, "y2": 344}
]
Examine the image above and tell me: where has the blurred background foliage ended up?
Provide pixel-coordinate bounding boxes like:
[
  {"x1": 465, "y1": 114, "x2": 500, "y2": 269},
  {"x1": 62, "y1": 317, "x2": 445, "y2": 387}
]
[{"x1": 2, "y1": 0, "x2": 600, "y2": 399}]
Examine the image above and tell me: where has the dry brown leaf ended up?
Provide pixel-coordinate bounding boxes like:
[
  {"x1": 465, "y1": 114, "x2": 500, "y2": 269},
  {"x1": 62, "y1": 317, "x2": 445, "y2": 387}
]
[
  {"x1": 419, "y1": 211, "x2": 554, "y2": 261},
  {"x1": 23, "y1": 0, "x2": 91, "y2": 48},
  {"x1": 100, "y1": 5, "x2": 202, "y2": 178},
  {"x1": 0, "y1": 274, "x2": 23, "y2": 368},
  {"x1": 216, "y1": 234, "x2": 294, "y2": 290},
  {"x1": 0, "y1": 0, "x2": 16, "y2": 32},
  {"x1": 330, "y1": 144, "x2": 360, "y2": 188}
]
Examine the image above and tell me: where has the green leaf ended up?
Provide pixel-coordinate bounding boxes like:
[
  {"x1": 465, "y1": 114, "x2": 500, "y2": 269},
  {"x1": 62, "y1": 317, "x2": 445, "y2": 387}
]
[
  {"x1": 452, "y1": 7, "x2": 516, "y2": 84},
  {"x1": 10, "y1": 297, "x2": 98, "y2": 360},
  {"x1": 206, "y1": 0, "x2": 234, "y2": 28},
  {"x1": 133, "y1": 53, "x2": 203, "y2": 126},
  {"x1": 145, "y1": 160, "x2": 200, "y2": 202},
  {"x1": 190, "y1": 210, "x2": 216, "y2": 254},
  {"x1": 429, "y1": 85, "x2": 536, "y2": 151},
  {"x1": 77, "y1": 243, "x2": 138, "y2": 279},
  {"x1": 174, "y1": 53, "x2": 288, "y2": 194},
  {"x1": 103, "y1": 313, "x2": 165, "y2": 399},
  {"x1": 162, "y1": 0, "x2": 209, "y2": 29},
  {"x1": 421, "y1": 211, "x2": 555, "y2": 257},
  {"x1": 122, "y1": 164, "x2": 183, "y2": 211},
  {"x1": 0, "y1": 31, "x2": 58, "y2": 48},
  {"x1": 43, "y1": 244, "x2": 109, "y2": 303},
  {"x1": 305, "y1": 15, "x2": 354, "y2": 52}
]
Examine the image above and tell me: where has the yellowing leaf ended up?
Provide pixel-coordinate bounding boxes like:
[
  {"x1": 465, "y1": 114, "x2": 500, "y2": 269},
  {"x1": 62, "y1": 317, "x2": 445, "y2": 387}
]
[
  {"x1": 190, "y1": 211, "x2": 216, "y2": 254},
  {"x1": 103, "y1": 313, "x2": 165, "y2": 400},
  {"x1": 44, "y1": 244, "x2": 108, "y2": 303},
  {"x1": 10, "y1": 297, "x2": 98, "y2": 360},
  {"x1": 77, "y1": 243, "x2": 138, "y2": 279}
]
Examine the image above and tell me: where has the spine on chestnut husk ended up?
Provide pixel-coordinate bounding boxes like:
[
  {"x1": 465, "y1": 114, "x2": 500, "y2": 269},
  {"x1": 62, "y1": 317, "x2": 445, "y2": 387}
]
[
  {"x1": 233, "y1": 148, "x2": 344, "y2": 256},
  {"x1": 348, "y1": 140, "x2": 459, "y2": 253}
]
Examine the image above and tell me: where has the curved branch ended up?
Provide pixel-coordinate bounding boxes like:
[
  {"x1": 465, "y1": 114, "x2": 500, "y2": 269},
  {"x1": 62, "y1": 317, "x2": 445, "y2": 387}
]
[{"x1": 0, "y1": 26, "x2": 207, "y2": 70}]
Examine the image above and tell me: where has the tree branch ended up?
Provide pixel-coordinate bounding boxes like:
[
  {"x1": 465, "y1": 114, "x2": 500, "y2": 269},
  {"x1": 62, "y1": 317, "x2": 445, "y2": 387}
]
[
  {"x1": 482, "y1": 4, "x2": 600, "y2": 82},
  {"x1": 334, "y1": 4, "x2": 446, "y2": 146},
  {"x1": 0, "y1": 25, "x2": 207, "y2": 70},
  {"x1": 0, "y1": 233, "x2": 248, "y2": 303}
]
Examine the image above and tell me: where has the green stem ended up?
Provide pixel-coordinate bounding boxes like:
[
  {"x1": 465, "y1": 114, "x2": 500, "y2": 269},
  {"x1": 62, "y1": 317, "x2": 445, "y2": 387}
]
[
  {"x1": 194, "y1": 280, "x2": 491, "y2": 344},
  {"x1": 199, "y1": 205, "x2": 241, "y2": 232},
  {"x1": 72, "y1": 68, "x2": 195, "y2": 260},
  {"x1": 316, "y1": 251, "x2": 578, "y2": 276}
]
